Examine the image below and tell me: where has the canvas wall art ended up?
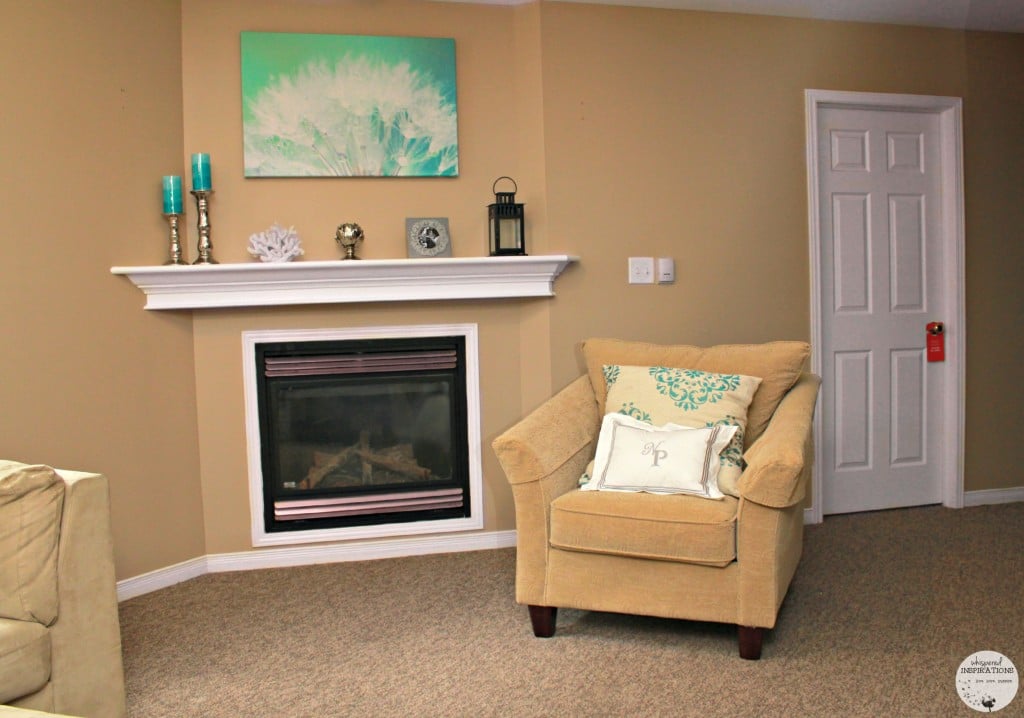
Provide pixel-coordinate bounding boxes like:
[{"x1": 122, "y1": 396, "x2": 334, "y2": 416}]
[{"x1": 241, "y1": 32, "x2": 459, "y2": 177}]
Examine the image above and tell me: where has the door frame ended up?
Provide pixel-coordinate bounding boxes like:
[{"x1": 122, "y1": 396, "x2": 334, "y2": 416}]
[{"x1": 804, "y1": 89, "x2": 966, "y2": 523}]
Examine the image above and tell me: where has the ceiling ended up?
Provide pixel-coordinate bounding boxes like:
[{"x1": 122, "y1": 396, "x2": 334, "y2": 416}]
[{"x1": 507, "y1": 0, "x2": 1024, "y2": 33}]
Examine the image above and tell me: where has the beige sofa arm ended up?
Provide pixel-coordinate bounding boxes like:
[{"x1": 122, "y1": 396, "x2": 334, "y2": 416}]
[
  {"x1": 47, "y1": 471, "x2": 126, "y2": 718},
  {"x1": 738, "y1": 373, "x2": 821, "y2": 509},
  {"x1": 492, "y1": 376, "x2": 600, "y2": 604}
]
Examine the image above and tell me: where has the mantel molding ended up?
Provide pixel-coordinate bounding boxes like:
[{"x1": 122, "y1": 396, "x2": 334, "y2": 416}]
[{"x1": 111, "y1": 255, "x2": 577, "y2": 310}]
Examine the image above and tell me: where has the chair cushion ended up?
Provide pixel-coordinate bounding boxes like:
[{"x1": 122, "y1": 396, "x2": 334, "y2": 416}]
[
  {"x1": 0, "y1": 618, "x2": 51, "y2": 705},
  {"x1": 582, "y1": 338, "x2": 810, "y2": 447},
  {"x1": 550, "y1": 489, "x2": 739, "y2": 567},
  {"x1": 0, "y1": 462, "x2": 64, "y2": 625}
]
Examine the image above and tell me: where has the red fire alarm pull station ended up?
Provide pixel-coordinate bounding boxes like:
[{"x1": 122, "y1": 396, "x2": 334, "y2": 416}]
[{"x1": 926, "y1": 322, "x2": 945, "y2": 362}]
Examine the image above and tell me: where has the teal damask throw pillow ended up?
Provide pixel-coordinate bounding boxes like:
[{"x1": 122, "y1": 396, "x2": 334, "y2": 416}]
[{"x1": 602, "y1": 364, "x2": 762, "y2": 497}]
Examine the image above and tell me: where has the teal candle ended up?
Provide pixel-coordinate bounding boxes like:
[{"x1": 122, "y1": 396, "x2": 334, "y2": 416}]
[
  {"x1": 191, "y1": 153, "x2": 212, "y2": 191},
  {"x1": 162, "y1": 175, "x2": 182, "y2": 214}
]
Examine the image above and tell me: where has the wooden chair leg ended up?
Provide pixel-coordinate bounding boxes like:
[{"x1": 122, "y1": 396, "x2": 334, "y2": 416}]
[
  {"x1": 528, "y1": 605, "x2": 557, "y2": 637},
  {"x1": 738, "y1": 625, "x2": 764, "y2": 660}
]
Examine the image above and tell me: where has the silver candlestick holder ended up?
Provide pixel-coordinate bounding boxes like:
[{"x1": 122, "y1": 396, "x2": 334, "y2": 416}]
[
  {"x1": 190, "y1": 189, "x2": 217, "y2": 264},
  {"x1": 162, "y1": 213, "x2": 187, "y2": 265}
]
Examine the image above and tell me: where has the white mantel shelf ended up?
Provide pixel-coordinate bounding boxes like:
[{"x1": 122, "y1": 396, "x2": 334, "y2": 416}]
[{"x1": 111, "y1": 255, "x2": 578, "y2": 310}]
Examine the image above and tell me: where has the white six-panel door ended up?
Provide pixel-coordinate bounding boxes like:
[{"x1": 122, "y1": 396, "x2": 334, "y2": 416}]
[{"x1": 806, "y1": 91, "x2": 965, "y2": 518}]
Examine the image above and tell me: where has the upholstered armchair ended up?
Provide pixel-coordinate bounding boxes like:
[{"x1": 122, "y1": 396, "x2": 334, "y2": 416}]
[{"x1": 492, "y1": 339, "x2": 819, "y2": 659}]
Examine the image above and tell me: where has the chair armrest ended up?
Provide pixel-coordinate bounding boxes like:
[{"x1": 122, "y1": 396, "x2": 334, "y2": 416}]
[
  {"x1": 738, "y1": 373, "x2": 820, "y2": 508},
  {"x1": 48, "y1": 470, "x2": 127, "y2": 718},
  {"x1": 492, "y1": 375, "x2": 600, "y2": 491},
  {"x1": 492, "y1": 376, "x2": 600, "y2": 605}
]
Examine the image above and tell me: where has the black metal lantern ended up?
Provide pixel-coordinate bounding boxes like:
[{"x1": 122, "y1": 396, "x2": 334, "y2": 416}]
[{"x1": 488, "y1": 176, "x2": 526, "y2": 256}]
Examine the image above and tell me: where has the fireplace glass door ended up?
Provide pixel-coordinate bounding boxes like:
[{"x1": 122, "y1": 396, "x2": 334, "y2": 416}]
[{"x1": 255, "y1": 337, "x2": 470, "y2": 532}]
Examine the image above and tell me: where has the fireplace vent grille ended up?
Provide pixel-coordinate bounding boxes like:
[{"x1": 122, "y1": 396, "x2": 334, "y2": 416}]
[
  {"x1": 274, "y1": 488, "x2": 463, "y2": 521},
  {"x1": 265, "y1": 350, "x2": 458, "y2": 378}
]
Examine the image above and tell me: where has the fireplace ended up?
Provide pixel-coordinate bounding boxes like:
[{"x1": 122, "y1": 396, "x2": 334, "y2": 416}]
[{"x1": 243, "y1": 325, "x2": 483, "y2": 547}]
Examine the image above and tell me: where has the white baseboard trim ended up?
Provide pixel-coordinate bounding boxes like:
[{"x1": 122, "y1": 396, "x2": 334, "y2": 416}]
[
  {"x1": 804, "y1": 486, "x2": 1023, "y2": 525},
  {"x1": 963, "y1": 486, "x2": 1024, "y2": 507},
  {"x1": 117, "y1": 530, "x2": 518, "y2": 602},
  {"x1": 116, "y1": 556, "x2": 208, "y2": 602}
]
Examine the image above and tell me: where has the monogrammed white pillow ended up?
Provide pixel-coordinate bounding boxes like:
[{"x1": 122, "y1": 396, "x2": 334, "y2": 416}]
[{"x1": 580, "y1": 413, "x2": 737, "y2": 499}]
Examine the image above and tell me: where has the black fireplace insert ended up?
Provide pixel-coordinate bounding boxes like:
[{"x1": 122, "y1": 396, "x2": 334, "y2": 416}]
[{"x1": 254, "y1": 335, "x2": 471, "y2": 533}]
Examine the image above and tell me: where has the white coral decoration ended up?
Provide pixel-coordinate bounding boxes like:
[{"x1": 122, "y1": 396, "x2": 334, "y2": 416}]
[{"x1": 247, "y1": 224, "x2": 303, "y2": 262}]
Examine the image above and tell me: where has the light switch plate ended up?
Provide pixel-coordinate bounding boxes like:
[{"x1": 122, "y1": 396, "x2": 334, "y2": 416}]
[{"x1": 628, "y1": 257, "x2": 655, "y2": 284}]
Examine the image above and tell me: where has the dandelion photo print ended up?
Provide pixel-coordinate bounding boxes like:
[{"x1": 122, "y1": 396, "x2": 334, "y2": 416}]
[{"x1": 241, "y1": 32, "x2": 459, "y2": 177}]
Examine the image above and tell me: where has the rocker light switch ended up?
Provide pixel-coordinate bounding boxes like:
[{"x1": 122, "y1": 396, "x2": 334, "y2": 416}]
[{"x1": 628, "y1": 257, "x2": 655, "y2": 284}]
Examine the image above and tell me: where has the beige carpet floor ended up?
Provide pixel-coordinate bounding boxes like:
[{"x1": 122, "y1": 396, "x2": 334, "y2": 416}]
[{"x1": 118, "y1": 502, "x2": 1024, "y2": 717}]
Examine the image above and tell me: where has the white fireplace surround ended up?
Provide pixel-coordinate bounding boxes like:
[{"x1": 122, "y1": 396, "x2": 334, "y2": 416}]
[
  {"x1": 242, "y1": 323, "x2": 484, "y2": 547},
  {"x1": 111, "y1": 259, "x2": 577, "y2": 599}
]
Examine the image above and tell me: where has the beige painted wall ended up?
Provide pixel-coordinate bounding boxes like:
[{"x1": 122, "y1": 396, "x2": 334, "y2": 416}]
[
  {"x1": 536, "y1": 5, "x2": 1023, "y2": 495},
  {"x1": 4, "y1": 1, "x2": 1021, "y2": 578},
  {"x1": 0, "y1": 0, "x2": 205, "y2": 579},
  {"x1": 539, "y1": 5, "x2": 967, "y2": 381},
  {"x1": 962, "y1": 31, "x2": 1024, "y2": 491},
  {"x1": 179, "y1": 0, "x2": 536, "y2": 265}
]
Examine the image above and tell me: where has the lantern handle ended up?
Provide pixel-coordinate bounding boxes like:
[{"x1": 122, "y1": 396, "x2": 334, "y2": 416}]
[{"x1": 492, "y1": 176, "x2": 518, "y2": 195}]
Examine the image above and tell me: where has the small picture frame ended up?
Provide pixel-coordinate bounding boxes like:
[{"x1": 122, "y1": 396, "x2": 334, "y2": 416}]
[{"x1": 406, "y1": 217, "x2": 453, "y2": 258}]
